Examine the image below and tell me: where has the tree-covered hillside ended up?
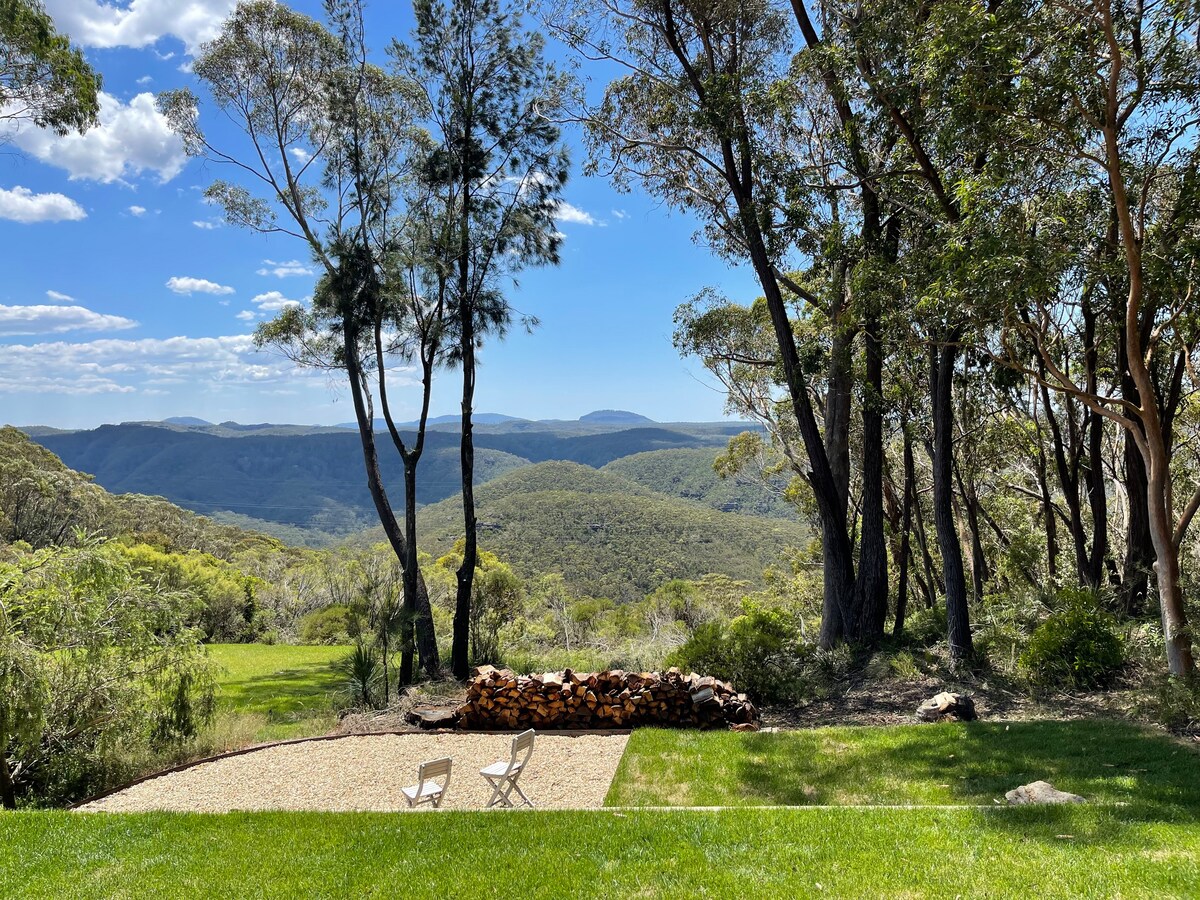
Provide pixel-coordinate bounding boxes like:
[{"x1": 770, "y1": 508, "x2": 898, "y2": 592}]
[
  {"x1": 414, "y1": 461, "x2": 807, "y2": 601},
  {"x1": 603, "y1": 448, "x2": 796, "y2": 519}
]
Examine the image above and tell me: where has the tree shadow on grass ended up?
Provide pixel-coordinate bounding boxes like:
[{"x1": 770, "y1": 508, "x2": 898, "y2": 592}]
[
  {"x1": 732, "y1": 720, "x2": 1200, "y2": 827},
  {"x1": 219, "y1": 664, "x2": 345, "y2": 721}
]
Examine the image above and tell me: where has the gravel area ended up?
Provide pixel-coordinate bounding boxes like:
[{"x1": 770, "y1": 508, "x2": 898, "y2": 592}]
[{"x1": 78, "y1": 732, "x2": 629, "y2": 813}]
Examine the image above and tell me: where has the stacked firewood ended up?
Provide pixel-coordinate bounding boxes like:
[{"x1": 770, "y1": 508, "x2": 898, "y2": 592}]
[{"x1": 456, "y1": 665, "x2": 759, "y2": 731}]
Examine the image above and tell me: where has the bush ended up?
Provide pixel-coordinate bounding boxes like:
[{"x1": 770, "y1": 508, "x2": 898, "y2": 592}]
[
  {"x1": 1153, "y1": 677, "x2": 1200, "y2": 733},
  {"x1": 299, "y1": 605, "x2": 353, "y2": 645},
  {"x1": 1019, "y1": 605, "x2": 1125, "y2": 689},
  {"x1": 901, "y1": 604, "x2": 947, "y2": 649},
  {"x1": 666, "y1": 601, "x2": 805, "y2": 703}
]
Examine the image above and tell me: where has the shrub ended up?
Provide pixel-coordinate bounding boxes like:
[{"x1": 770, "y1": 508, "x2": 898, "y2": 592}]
[
  {"x1": 666, "y1": 601, "x2": 805, "y2": 703},
  {"x1": 299, "y1": 605, "x2": 353, "y2": 645},
  {"x1": 901, "y1": 604, "x2": 947, "y2": 649},
  {"x1": 1153, "y1": 677, "x2": 1200, "y2": 733},
  {"x1": 1019, "y1": 605, "x2": 1125, "y2": 689}
]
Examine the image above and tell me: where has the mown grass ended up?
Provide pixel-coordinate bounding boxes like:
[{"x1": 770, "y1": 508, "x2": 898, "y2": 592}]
[
  {"x1": 606, "y1": 720, "x2": 1200, "y2": 811},
  {"x1": 207, "y1": 644, "x2": 350, "y2": 743},
  {"x1": 2, "y1": 806, "x2": 1198, "y2": 898}
]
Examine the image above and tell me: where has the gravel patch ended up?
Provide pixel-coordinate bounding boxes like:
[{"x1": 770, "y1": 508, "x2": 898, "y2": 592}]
[{"x1": 78, "y1": 732, "x2": 629, "y2": 813}]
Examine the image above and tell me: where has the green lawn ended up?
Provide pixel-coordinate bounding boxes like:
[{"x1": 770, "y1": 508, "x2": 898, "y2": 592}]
[
  {"x1": 605, "y1": 720, "x2": 1200, "y2": 811},
  {"x1": 3, "y1": 806, "x2": 1197, "y2": 898},
  {"x1": 206, "y1": 644, "x2": 350, "y2": 743}
]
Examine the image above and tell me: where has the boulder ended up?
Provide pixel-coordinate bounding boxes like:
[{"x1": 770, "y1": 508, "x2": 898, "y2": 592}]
[
  {"x1": 916, "y1": 691, "x2": 977, "y2": 722},
  {"x1": 1005, "y1": 781, "x2": 1086, "y2": 805}
]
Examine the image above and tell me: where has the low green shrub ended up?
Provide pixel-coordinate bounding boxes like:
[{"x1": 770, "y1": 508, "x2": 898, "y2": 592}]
[
  {"x1": 1153, "y1": 676, "x2": 1200, "y2": 733},
  {"x1": 1019, "y1": 605, "x2": 1125, "y2": 689},
  {"x1": 299, "y1": 605, "x2": 353, "y2": 645},
  {"x1": 901, "y1": 605, "x2": 947, "y2": 649},
  {"x1": 666, "y1": 601, "x2": 806, "y2": 703}
]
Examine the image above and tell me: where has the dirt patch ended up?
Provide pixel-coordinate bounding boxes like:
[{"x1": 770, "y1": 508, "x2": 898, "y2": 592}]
[
  {"x1": 77, "y1": 732, "x2": 628, "y2": 813},
  {"x1": 762, "y1": 674, "x2": 1143, "y2": 730}
]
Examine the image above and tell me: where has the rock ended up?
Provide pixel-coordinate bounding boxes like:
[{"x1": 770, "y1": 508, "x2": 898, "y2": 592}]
[
  {"x1": 1005, "y1": 781, "x2": 1086, "y2": 805},
  {"x1": 405, "y1": 707, "x2": 459, "y2": 729},
  {"x1": 916, "y1": 691, "x2": 977, "y2": 722}
]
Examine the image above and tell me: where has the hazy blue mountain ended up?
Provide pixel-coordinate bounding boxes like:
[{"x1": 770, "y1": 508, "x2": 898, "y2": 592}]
[
  {"x1": 163, "y1": 416, "x2": 213, "y2": 426},
  {"x1": 579, "y1": 409, "x2": 655, "y2": 424}
]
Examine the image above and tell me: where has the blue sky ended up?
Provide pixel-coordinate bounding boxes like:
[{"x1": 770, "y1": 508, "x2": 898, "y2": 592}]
[{"x1": 0, "y1": 0, "x2": 760, "y2": 429}]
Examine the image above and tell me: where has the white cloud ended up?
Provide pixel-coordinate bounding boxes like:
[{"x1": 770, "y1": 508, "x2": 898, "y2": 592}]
[
  {"x1": 45, "y1": 290, "x2": 74, "y2": 302},
  {"x1": 192, "y1": 219, "x2": 220, "y2": 229},
  {"x1": 611, "y1": 209, "x2": 629, "y2": 221},
  {"x1": 553, "y1": 202, "x2": 601, "y2": 226},
  {"x1": 251, "y1": 290, "x2": 302, "y2": 312},
  {"x1": 0, "y1": 304, "x2": 138, "y2": 336},
  {"x1": 136, "y1": 75, "x2": 153, "y2": 86},
  {"x1": 235, "y1": 310, "x2": 256, "y2": 321},
  {"x1": 42, "y1": 0, "x2": 237, "y2": 55},
  {"x1": 129, "y1": 205, "x2": 147, "y2": 216},
  {"x1": 166, "y1": 276, "x2": 234, "y2": 295},
  {"x1": 288, "y1": 147, "x2": 311, "y2": 164},
  {"x1": 257, "y1": 259, "x2": 314, "y2": 278},
  {"x1": 1, "y1": 92, "x2": 186, "y2": 184},
  {"x1": 0, "y1": 186, "x2": 86, "y2": 223}
]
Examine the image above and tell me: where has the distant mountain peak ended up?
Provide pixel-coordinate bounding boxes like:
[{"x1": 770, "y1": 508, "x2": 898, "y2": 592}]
[
  {"x1": 162, "y1": 416, "x2": 213, "y2": 426},
  {"x1": 579, "y1": 409, "x2": 655, "y2": 424}
]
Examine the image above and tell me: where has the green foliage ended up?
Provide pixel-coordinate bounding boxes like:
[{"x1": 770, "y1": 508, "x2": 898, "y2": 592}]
[
  {"x1": 0, "y1": 0, "x2": 101, "y2": 136},
  {"x1": 0, "y1": 540, "x2": 216, "y2": 806},
  {"x1": 1152, "y1": 677, "x2": 1200, "y2": 733},
  {"x1": 666, "y1": 601, "x2": 805, "y2": 703},
  {"x1": 901, "y1": 605, "x2": 948, "y2": 649},
  {"x1": 299, "y1": 605, "x2": 354, "y2": 645},
  {"x1": 1020, "y1": 606, "x2": 1125, "y2": 689}
]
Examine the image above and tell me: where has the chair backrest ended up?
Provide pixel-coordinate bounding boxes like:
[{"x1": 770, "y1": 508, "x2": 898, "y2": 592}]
[
  {"x1": 509, "y1": 729, "x2": 535, "y2": 772},
  {"x1": 420, "y1": 757, "x2": 452, "y2": 782}
]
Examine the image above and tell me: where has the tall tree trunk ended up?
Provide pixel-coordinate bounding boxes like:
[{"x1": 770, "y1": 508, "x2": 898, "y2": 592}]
[
  {"x1": 954, "y1": 459, "x2": 987, "y2": 605},
  {"x1": 452, "y1": 311, "x2": 477, "y2": 680},
  {"x1": 856, "y1": 312, "x2": 888, "y2": 641},
  {"x1": 930, "y1": 343, "x2": 973, "y2": 663},
  {"x1": 342, "y1": 320, "x2": 436, "y2": 673},
  {"x1": 893, "y1": 423, "x2": 916, "y2": 638},
  {"x1": 1082, "y1": 295, "x2": 1109, "y2": 587},
  {"x1": 1034, "y1": 438, "x2": 1060, "y2": 582},
  {"x1": 1122, "y1": 423, "x2": 1154, "y2": 613}
]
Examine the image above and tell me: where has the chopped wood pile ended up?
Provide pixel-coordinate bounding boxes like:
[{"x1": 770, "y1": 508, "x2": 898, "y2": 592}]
[{"x1": 455, "y1": 665, "x2": 759, "y2": 731}]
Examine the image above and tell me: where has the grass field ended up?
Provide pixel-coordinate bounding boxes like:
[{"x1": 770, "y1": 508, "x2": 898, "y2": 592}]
[
  {"x1": 605, "y1": 720, "x2": 1200, "y2": 811},
  {"x1": 206, "y1": 644, "x2": 350, "y2": 743},
  {"x1": 3, "y1": 805, "x2": 1198, "y2": 898}
]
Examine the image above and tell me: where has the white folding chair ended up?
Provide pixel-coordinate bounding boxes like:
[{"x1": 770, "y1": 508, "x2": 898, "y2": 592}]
[
  {"x1": 401, "y1": 757, "x2": 452, "y2": 809},
  {"x1": 480, "y1": 729, "x2": 535, "y2": 809}
]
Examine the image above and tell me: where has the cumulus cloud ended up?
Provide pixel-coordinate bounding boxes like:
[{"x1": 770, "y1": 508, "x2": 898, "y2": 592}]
[
  {"x1": 166, "y1": 276, "x2": 234, "y2": 295},
  {"x1": 0, "y1": 304, "x2": 138, "y2": 336},
  {"x1": 257, "y1": 259, "x2": 314, "y2": 278},
  {"x1": 288, "y1": 147, "x2": 311, "y2": 164},
  {"x1": 553, "y1": 202, "x2": 601, "y2": 226},
  {"x1": 46, "y1": 290, "x2": 74, "y2": 302},
  {"x1": 192, "y1": 219, "x2": 220, "y2": 229},
  {"x1": 1, "y1": 92, "x2": 186, "y2": 184},
  {"x1": 129, "y1": 205, "x2": 147, "y2": 216},
  {"x1": 611, "y1": 209, "x2": 629, "y2": 221},
  {"x1": 235, "y1": 310, "x2": 256, "y2": 321},
  {"x1": 0, "y1": 333, "x2": 317, "y2": 397},
  {"x1": 42, "y1": 0, "x2": 237, "y2": 55},
  {"x1": 251, "y1": 290, "x2": 302, "y2": 312},
  {"x1": 0, "y1": 186, "x2": 86, "y2": 223}
]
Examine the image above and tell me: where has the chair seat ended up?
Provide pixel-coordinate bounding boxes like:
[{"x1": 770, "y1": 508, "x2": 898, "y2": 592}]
[
  {"x1": 480, "y1": 760, "x2": 523, "y2": 778},
  {"x1": 401, "y1": 781, "x2": 444, "y2": 801}
]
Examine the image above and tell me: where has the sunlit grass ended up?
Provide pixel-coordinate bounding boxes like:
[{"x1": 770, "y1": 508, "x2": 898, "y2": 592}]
[
  {"x1": 4, "y1": 806, "x2": 1198, "y2": 898},
  {"x1": 606, "y1": 720, "x2": 1200, "y2": 811},
  {"x1": 205, "y1": 644, "x2": 350, "y2": 744}
]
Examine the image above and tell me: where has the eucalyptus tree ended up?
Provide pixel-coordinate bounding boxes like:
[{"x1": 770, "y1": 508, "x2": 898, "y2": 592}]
[
  {"x1": 0, "y1": 0, "x2": 100, "y2": 137},
  {"x1": 993, "y1": 0, "x2": 1200, "y2": 677},
  {"x1": 561, "y1": 0, "x2": 904, "y2": 649},
  {"x1": 159, "y1": 0, "x2": 444, "y2": 678},
  {"x1": 394, "y1": 0, "x2": 570, "y2": 679}
]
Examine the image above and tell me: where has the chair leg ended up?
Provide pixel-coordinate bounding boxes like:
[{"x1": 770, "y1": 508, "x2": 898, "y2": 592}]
[
  {"x1": 511, "y1": 780, "x2": 533, "y2": 808},
  {"x1": 484, "y1": 775, "x2": 508, "y2": 809}
]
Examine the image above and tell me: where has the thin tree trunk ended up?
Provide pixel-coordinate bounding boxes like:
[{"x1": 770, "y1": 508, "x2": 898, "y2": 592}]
[
  {"x1": 894, "y1": 424, "x2": 916, "y2": 638},
  {"x1": 930, "y1": 343, "x2": 973, "y2": 663},
  {"x1": 856, "y1": 311, "x2": 889, "y2": 642},
  {"x1": 954, "y1": 459, "x2": 988, "y2": 605}
]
